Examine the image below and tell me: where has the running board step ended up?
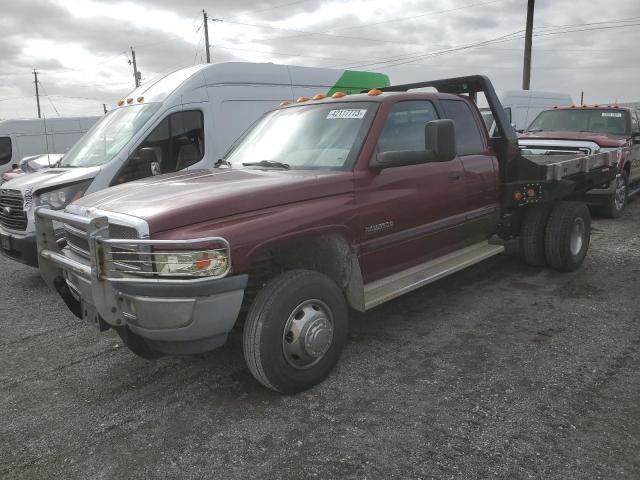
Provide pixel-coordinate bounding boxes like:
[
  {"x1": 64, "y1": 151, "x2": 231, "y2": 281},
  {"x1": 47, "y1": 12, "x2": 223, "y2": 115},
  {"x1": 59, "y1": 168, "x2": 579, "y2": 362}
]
[
  {"x1": 363, "y1": 241, "x2": 504, "y2": 310},
  {"x1": 628, "y1": 183, "x2": 640, "y2": 198}
]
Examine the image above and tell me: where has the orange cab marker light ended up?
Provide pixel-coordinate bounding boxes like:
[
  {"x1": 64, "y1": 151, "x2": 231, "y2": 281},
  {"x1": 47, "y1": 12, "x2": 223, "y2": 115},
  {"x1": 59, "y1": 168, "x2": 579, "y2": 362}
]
[
  {"x1": 593, "y1": 104, "x2": 599, "y2": 107},
  {"x1": 514, "y1": 191, "x2": 523, "y2": 201},
  {"x1": 313, "y1": 94, "x2": 326, "y2": 100},
  {"x1": 126, "y1": 98, "x2": 134, "y2": 104},
  {"x1": 331, "y1": 91, "x2": 347, "y2": 98},
  {"x1": 581, "y1": 104, "x2": 587, "y2": 108},
  {"x1": 570, "y1": 104, "x2": 576, "y2": 108},
  {"x1": 279, "y1": 100, "x2": 291, "y2": 107},
  {"x1": 297, "y1": 96, "x2": 310, "y2": 103},
  {"x1": 194, "y1": 258, "x2": 211, "y2": 270},
  {"x1": 137, "y1": 96, "x2": 144, "y2": 103},
  {"x1": 367, "y1": 89, "x2": 383, "y2": 96},
  {"x1": 553, "y1": 105, "x2": 558, "y2": 109},
  {"x1": 117, "y1": 100, "x2": 125, "y2": 106}
]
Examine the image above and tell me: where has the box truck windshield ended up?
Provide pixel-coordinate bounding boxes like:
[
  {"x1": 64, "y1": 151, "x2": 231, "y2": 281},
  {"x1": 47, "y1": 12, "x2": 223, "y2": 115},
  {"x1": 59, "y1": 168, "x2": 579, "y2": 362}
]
[{"x1": 59, "y1": 103, "x2": 161, "y2": 168}]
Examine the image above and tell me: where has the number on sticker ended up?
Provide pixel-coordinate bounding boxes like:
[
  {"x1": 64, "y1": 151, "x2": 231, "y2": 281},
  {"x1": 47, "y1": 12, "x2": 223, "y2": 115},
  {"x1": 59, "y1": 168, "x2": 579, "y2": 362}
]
[{"x1": 326, "y1": 109, "x2": 367, "y2": 120}]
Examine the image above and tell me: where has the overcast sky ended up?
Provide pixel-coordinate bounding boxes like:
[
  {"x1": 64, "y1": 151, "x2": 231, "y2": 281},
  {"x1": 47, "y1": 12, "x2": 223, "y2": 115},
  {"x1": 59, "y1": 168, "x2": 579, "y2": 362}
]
[{"x1": 1, "y1": 0, "x2": 639, "y2": 119}]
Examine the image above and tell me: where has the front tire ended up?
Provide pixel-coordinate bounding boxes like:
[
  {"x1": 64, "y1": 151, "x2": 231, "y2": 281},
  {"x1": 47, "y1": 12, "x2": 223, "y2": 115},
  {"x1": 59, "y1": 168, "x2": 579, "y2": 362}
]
[
  {"x1": 544, "y1": 201, "x2": 591, "y2": 272},
  {"x1": 243, "y1": 269, "x2": 348, "y2": 394},
  {"x1": 599, "y1": 171, "x2": 628, "y2": 218}
]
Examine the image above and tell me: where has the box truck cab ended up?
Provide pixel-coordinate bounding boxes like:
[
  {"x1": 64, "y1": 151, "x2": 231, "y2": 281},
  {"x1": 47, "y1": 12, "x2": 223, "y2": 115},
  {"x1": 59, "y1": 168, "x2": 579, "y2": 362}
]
[
  {"x1": 0, "y1": 62, "x2": 389, "y2": 267},
  {"x1": 0, "y1": 117, "x2": 98, "y2": 175}
]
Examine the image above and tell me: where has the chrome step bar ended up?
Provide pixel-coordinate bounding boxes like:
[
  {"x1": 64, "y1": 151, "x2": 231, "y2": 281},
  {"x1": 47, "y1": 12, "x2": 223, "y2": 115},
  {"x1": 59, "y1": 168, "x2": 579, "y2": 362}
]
[{"x1": 363, "y1": 241, "x2": 504, "y2": 310}]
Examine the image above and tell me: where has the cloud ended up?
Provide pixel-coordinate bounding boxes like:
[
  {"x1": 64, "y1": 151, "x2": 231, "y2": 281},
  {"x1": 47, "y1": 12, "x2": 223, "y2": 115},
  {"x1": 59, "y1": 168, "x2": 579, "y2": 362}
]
[{"x1": 0, "y1": 0, "x2": 638, "y2": 119}]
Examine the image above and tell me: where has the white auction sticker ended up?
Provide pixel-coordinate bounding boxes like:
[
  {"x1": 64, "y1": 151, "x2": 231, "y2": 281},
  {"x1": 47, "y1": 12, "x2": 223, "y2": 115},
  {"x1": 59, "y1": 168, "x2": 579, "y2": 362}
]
[
  {"x1": 326, "y1": 109, "x2": 367, "y2": 119},
  {"x1": 602, "y1": 112, "x2": 622, "y2": 117}
]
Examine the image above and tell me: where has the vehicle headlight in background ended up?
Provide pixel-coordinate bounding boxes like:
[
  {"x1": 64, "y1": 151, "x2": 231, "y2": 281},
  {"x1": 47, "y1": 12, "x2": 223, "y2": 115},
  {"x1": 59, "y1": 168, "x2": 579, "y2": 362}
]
[
  {"x1": 36, "y1": 181, "x2": 91, "y2": 210},
  {"x1": 153, "y1": 250, "x2": 229, "y2": 277}
]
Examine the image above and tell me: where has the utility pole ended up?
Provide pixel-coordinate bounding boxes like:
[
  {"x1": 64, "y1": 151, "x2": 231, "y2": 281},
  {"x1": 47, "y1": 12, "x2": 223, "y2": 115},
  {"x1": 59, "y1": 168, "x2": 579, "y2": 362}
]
[
  {"x1": 103, "y1": 103, "x2": 108, "y2": 115},
  {"x1": 580, "y1": 91, "x2": 584, "y2": 105},
  {"x1": 33, "y1": 69, "x2": 41, "y2": 119},
  {"x1": 203, "y1": 10, "x2": 211, "y2": 63},
  {"x1": 129, "y1": 47, "x2": 141, "y2": 88},
  {"x1": 522, "y1": 0, "x2": 535, "y2": 90}
]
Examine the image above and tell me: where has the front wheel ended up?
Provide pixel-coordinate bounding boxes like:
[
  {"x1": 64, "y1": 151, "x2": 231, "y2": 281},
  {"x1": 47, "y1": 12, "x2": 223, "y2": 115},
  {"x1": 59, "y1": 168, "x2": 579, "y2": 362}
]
[
  {"x1": 243, "y1": 269, "x2": 348, "y2": 394},
  {"x1": 599, "y1": 171, "x2": 628, "y2": 218},
  {"x1": 545, "y1": 201, "x2": 591, "y2": 272}
]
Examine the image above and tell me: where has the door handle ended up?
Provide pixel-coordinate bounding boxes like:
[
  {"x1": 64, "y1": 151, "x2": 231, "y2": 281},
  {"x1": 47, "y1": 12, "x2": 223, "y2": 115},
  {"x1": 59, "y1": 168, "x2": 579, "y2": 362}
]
[{"x1": 448, "y1": 172, "x2": 462, "y2": 181}]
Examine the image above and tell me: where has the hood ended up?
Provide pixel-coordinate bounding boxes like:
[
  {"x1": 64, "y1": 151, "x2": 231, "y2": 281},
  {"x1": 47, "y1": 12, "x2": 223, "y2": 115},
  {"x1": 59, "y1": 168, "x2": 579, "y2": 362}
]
[
  {"x1": 71, "y1": 168, "x2": 354, "y2": 233},
  {"x1": 519, "y1": 130, "x2": 628, "y2": 148},
  {"x1": 1, "y1": 166, "x2": 99, "y2": 193}
]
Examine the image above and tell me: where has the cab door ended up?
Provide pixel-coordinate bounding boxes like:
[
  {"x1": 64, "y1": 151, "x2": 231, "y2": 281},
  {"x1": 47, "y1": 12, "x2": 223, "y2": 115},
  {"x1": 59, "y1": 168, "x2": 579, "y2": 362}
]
[
  {"x1": 439, "y1": 98, "x2": 500, "y2": 241},
  {"x1": 355, "y1": 100, "x2": 468, "y2": 283}
]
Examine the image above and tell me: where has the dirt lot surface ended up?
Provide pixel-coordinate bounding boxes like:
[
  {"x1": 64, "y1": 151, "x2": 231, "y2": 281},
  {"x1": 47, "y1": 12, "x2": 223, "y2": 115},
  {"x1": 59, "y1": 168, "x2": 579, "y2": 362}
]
[{"x1": 1, "y1": 202, "x2": 639, "y2": 479}]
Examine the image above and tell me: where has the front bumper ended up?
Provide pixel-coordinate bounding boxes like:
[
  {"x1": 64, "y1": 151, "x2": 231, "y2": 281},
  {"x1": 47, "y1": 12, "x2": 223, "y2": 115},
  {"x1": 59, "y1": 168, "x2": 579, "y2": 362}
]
[
  {"x1": 0, "y1": 230, "x2": 38, "y2": 267},
  {"x1": 35, "y1": 207, "x2": 246, "y2": 355}
]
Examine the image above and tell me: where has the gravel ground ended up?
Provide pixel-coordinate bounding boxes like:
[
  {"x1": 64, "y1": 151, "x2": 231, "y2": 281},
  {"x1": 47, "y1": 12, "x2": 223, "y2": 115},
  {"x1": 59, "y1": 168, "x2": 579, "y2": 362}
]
[{"x1": 1, "y1": 202, "x2": 639, "y2": 480}]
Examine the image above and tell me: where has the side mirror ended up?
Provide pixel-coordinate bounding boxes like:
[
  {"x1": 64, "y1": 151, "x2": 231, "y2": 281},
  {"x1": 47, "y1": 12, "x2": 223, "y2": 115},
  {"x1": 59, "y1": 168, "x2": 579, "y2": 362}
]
[
  {"x1": 136, "y1": 147, "x2": 161, "y2": 176},
  {"x1": 632, "y1": 132, "x2": 640, "y2": 145},
  {"x1": 425, "y1": 119, "x2": 457, "y2": 162}
]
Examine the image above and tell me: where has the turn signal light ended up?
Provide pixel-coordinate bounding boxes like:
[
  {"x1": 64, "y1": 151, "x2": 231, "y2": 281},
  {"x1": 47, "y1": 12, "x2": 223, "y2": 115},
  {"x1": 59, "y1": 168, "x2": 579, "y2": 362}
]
[
  {"x1": 367, "y1": 89, "x2": 383, "y2": 96},
  {"x1": 279, "y1": 100, "x2": 291, "y2": 107},
  {"x1": 331, "y1": 91, "x2": 346, "y2": 98},
  {"x1": 117, "y1": 100, "x2": 125, "y2": 106},
  {"x1": 297, "y1": 96, "x2": 310, "y2": 103},
  {"x1": 313, "y1": 94, "x2": 326, "y2": 100}
]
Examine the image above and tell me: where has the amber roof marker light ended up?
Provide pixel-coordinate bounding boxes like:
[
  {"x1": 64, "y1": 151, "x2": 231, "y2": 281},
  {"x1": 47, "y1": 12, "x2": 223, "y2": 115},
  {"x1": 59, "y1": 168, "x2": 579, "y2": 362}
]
[
  {"x1": 297, "y1": 96, "x2": 310, "y2": 103},
  {"x1": 367, "y1": 89, "x2": 383, "y2": 96},
  {"x1": 331, "y1": 91, "x2": 347, "y2": 98},
  {"x1": 279, "y1": 101, "x2": 291, "y2": 107},
  {"x1": 313, "y1": 94, "x2": 326, "y2": 100}
]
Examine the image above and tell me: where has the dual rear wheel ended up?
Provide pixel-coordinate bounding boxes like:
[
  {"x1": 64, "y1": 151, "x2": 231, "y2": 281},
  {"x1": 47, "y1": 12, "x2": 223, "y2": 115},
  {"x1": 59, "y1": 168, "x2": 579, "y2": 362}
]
[{"x1": 520, "y1": 201, "x2": 591, "y2": 271}]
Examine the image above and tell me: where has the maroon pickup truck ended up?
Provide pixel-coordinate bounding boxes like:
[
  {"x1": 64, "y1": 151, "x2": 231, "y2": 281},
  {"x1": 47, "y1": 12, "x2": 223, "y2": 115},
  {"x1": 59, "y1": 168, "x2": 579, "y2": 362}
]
[
  {"x1": 35, "y1": 76, "x2": 617, "y2": 393},
  {"x1": 519, "y1": 105, "x2": 640, "y2": 217}
]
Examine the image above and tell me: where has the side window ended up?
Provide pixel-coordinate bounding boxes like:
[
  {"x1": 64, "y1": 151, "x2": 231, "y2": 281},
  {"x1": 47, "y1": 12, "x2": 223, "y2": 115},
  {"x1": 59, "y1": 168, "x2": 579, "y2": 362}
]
[
  {"x1": 376, "y1": 101, "x2": 438, "y2": 153},
  {"x1": 440, "y1": 100, "x2": 485, "y2": 156},
  {"x1": 0, "y1": 137, "x2": 12, "y2": 165},
  {"x1": 116, "y1": 111, "x2": 204, "y2": 184},
  {"x1": 632, "y1": 111, "x2": 640, "y2": 132}
]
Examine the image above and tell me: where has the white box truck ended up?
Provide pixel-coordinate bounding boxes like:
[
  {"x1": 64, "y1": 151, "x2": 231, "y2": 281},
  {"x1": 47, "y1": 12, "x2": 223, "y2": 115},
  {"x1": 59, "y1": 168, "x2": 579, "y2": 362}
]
[{"x1": 0, "y1": 61, "x2": 389, "y2": 266}]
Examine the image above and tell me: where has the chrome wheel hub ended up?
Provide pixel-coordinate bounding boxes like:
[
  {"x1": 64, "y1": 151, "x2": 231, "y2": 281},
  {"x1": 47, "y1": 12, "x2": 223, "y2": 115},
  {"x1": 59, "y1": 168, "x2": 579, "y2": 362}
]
[
  {"x1": 282, "y1": 299, "x2": 334, "y2": 369},
  {"x1": 570, "y1": 217, "x2": 585, "y2": 256},
  {"x1": 614, "y1": 174, "x2": 626, "y2": 211}
]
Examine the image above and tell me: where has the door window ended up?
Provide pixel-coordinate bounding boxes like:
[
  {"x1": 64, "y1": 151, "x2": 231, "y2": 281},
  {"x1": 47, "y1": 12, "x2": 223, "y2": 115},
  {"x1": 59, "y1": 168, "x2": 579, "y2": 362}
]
[
  {"x1": 115, "y1": 110, "x2": 204, "y2": 184},
  {"x1": 440, "y1": 100, "x2": 485, "y2": 155},
  {"x1": 376, "y1": 101, "x2": 438, "y2": 153},
  {"x1": 0, "y1": 137, "x2": 11, "y2": 165}
]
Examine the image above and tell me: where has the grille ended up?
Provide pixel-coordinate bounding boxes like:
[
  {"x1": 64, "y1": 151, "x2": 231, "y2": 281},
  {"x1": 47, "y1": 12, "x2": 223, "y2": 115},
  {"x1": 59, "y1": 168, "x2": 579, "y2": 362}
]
[
  {"x1": 0, "y1": 189, "x2": 28, "y2": 231},
  {"x1": 64, "y1": 222, "x2": 148, "y2": 273}
]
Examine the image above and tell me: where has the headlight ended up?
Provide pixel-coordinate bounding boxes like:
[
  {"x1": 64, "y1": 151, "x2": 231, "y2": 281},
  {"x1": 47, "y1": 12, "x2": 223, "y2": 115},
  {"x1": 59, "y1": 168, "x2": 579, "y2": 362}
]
[
  {"x1": 37, "y1": 181, "x2": 91, "y2": 210},
  {"x1": 153, "y1": 250, "x2": 229, "y2": 277}
]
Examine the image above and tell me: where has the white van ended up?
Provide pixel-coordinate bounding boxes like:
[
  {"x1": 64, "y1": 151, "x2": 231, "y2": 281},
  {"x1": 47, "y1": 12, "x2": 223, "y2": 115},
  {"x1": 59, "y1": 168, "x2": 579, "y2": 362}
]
[
  {"x1": 0, "y1": 61, "x2": 389, "y2": 266},
  {"x1": 501, "y1": 90, "x2": 573, "y2": 131},
  {"x1": 0, "y1": 117, "x2": 99, "y2": 175}
]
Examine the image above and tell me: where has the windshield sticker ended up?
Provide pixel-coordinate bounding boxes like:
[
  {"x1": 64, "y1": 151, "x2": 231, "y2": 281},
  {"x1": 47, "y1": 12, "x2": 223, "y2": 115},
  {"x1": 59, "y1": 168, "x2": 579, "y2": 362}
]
[
  {"x1": 602, "y1": 112, "x2": 622, "y2": 117},
  {"x1": 23, "y1": 186, "x2": 33, "y2": 211},
  {"x1": 326, "y1": 109, "x2": 367, "y2": 120}
]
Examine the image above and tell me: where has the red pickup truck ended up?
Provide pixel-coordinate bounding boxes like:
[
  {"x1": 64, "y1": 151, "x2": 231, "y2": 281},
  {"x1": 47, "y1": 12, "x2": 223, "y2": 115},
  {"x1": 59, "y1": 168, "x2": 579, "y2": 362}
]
[
  {"x1": 519, "y1": 105, "x2": 640, "y2": 217},
  {"x1": 35, "y1": 76, "x2": 616, "y2": 393}
]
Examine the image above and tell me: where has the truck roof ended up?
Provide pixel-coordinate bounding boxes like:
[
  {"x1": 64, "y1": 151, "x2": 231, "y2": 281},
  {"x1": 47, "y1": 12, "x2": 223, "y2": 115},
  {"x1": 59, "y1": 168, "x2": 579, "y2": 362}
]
[{"x1": 279, "y1": 90, "x2": 465, "y2": 107}]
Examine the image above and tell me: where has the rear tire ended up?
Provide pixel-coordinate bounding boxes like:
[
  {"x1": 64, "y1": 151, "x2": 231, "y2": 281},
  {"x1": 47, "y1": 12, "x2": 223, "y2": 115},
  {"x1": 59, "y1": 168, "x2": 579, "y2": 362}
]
[
  {"x1": 243, "y1": 269, "x2": 348, "y2": 394},
  {"x1": 520, "y1": 205, "x2": 552, "y2": 267},
  {"x1": 599, "y1": 171, "x2": 628, "y2": 218},
  {"x1": 544, "y1": 201, "x2": 591, "y2": 272}
]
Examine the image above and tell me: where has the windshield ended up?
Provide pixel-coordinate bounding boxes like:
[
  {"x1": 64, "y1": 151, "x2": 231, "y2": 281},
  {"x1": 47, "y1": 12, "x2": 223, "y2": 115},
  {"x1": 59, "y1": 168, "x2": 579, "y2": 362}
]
[
  {"x1": 224, "y1": 102, "x2": 377, "y2": 170},
  {"x1": 527, "y1": 109, "x2": 629, "y2": 136},
  {"x1": 59, "y1": 103, "x2": 161, "y2": 167}
]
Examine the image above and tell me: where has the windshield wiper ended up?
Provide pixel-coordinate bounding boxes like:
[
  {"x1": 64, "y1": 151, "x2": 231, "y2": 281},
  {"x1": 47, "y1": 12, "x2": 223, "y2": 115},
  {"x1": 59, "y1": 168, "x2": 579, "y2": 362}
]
[
  {"x1": 214, "y1": 158, "x2": 232, "y2": 168},
  {"x1": 242, "y1": 160, "x2": 290, "y2": 169}
]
